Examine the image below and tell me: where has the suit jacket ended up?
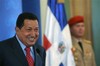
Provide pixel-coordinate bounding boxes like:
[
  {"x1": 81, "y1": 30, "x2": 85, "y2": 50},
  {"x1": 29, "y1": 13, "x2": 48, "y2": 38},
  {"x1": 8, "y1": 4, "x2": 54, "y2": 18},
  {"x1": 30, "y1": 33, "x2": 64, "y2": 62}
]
[
  {"x1": 0, "y1": 36, "x2": 46, "y2": 66},
  {"x1": 72, "y1": 37, "x2": 96, "y2": 66}
]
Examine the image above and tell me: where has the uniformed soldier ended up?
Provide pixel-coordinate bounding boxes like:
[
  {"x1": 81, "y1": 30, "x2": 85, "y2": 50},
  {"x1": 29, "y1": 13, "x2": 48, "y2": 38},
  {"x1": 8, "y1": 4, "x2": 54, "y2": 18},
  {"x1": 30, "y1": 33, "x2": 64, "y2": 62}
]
[{"x1": 68, "y1": 16, "x2": 96, "y2": 66}]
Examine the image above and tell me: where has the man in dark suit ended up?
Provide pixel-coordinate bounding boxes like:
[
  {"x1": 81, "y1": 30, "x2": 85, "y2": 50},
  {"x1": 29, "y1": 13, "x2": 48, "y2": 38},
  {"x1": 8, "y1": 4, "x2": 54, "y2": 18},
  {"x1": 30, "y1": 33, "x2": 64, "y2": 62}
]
[{"x1": 0, "y1": 12, "x2": 46, "y2": 66}]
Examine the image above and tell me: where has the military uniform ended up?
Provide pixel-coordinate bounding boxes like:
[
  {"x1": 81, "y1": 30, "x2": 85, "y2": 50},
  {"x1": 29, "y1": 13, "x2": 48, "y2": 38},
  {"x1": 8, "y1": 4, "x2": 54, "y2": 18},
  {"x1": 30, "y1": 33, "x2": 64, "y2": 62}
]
[{"x1": 71, "y1": 37, "x2": 96, "y2": 66}]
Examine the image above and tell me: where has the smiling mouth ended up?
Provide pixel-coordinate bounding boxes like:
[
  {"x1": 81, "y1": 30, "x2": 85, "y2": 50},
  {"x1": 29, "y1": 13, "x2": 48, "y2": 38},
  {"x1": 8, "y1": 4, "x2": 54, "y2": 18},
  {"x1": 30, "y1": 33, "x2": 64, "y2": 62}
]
[
  {"x1": 29, "y1": 38, "x2": 34, "y2": 41},
  {"x1": 27, "y1": 36, "x2": 34, "y2": 41}
]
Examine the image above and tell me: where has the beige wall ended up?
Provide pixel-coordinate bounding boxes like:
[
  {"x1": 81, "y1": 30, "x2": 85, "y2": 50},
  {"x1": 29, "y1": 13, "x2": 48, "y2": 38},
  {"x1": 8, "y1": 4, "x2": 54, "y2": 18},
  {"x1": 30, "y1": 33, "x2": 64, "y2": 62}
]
[{"x1": 40, "y1": 0, "x2": 47, "y2": 44}]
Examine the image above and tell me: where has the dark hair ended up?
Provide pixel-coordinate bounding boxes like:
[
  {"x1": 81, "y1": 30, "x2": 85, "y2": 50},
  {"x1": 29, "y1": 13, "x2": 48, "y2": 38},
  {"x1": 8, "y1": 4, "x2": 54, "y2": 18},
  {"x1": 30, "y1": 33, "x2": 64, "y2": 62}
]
[{"x1": 16, "y1": 12, "x2": 38, "y2": 29}]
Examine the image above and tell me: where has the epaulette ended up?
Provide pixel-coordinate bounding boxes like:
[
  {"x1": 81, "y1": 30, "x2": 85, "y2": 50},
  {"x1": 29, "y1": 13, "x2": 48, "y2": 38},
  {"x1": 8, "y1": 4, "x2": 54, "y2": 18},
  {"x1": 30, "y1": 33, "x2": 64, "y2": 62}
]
[{"x1": 83, "y1": 39, "x2": 91, "y2": 45}]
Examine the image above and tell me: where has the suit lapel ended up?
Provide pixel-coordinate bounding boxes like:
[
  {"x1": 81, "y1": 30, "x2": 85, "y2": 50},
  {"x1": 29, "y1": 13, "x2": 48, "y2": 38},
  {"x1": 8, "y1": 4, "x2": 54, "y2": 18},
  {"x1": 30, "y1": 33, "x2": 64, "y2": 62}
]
[
  {"x1": 10, "y1": 36, "x2": 43, "y2": 66},
  {"x1": 34, "y1": 45, "x2": 43, "y2": 66},
  {"x1": 11, "y1": 37, "x2": 28, "y2": 66}
]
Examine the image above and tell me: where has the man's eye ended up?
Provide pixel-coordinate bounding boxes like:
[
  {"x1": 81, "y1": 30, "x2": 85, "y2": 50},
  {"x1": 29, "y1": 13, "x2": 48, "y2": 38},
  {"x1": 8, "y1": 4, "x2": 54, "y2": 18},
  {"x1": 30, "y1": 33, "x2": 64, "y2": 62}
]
[
  {"x1": 27, "y1": 29, "x2": 31, "y2": 31},
  {"x1": 35, "y1": 29, "x2": 39, "y2": 31}
]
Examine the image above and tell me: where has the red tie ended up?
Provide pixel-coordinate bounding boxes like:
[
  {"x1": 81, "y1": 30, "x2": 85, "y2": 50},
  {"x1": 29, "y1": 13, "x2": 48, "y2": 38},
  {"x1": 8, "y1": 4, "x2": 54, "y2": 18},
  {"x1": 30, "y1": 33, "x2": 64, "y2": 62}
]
[{"x1": 25, "y1": 47, "x2": 34, "y2": 66}]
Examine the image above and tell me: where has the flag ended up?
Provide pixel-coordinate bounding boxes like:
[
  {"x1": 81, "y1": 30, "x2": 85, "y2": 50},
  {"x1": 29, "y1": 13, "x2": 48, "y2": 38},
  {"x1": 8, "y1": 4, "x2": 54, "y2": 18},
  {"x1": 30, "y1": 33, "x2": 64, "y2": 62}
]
[{"x1": 43, "y1": 0, "x2": 75, "y2": 66}]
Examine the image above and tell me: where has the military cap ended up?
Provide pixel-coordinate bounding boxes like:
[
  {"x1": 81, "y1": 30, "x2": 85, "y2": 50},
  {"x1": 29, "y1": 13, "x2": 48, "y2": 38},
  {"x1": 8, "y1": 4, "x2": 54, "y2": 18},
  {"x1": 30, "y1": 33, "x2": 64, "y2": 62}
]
[{"x1": 68, "y1": 16, "x2": 84, "y2": 26}]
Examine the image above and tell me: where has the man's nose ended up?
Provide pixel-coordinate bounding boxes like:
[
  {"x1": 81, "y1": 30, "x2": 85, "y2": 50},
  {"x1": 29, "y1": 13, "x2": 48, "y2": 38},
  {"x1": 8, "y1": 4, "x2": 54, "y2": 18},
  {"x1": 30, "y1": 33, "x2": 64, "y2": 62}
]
[
  {"x1": 31, "y1": 31, "x2": 39, "y2": 37},
  {"x1": 30, "y1": 31, "x2": 36, "y2": 36}
]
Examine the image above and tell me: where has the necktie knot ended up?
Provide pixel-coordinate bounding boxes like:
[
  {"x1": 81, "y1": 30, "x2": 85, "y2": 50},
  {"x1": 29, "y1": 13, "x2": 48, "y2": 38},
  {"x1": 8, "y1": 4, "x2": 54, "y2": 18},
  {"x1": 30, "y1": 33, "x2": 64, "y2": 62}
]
[
  {"x1": 78, "y1": 41, "x2": 82, "y2": 45},
  {"x1": 25, "y1": 47, "x2": 31, "y2": 53}
]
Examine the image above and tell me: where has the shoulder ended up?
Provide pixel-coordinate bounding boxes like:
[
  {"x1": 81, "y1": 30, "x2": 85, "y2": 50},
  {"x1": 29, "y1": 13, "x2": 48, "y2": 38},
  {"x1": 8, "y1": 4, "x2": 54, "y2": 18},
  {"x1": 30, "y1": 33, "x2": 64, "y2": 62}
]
[
  {"x1": 0, "y1": 37, "x2": 15, "y2": 55},
  {"x1": 83, "y1": 39, "x2": 91, "y2": 45},
  {"x1": 0, "y1": 36, "x2": 15, "y2": 42},
  {"x1": 0, "y1": 36, "x2": 15, "y2": 48}
]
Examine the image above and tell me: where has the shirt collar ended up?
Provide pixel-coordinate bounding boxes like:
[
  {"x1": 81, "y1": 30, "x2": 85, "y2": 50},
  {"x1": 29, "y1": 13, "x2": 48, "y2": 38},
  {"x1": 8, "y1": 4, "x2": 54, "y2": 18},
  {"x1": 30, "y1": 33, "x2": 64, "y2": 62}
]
[
  {"x1": 15, "y1": 35, "x2": 33, "y2": 51},
  {"x1": 72, "y1": 36, "x2": 82, "y2": 43}
]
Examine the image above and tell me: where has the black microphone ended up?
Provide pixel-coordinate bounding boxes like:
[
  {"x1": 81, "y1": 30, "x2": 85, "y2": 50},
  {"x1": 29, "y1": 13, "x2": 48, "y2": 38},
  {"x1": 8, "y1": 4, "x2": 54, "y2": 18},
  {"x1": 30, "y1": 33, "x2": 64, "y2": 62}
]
[
  {"x1": 36, "y1": 48, "x2": 40, "y2": 55},
  {"x1": 36, "y1": 48, "x2": 45, "y2": 66},
  {"x1": 36, "y1": 48, "x2": 43, "y2": 60}
]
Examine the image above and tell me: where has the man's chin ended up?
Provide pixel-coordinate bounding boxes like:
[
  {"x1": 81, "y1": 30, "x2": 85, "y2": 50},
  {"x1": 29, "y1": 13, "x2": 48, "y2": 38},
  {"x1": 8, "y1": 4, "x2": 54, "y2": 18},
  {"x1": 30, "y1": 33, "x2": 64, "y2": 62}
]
[
  {"x1": 77, "y1": 35, "x2": 83, "y2": 38},
  {"x1": 27, "y1": 42, "x2": 35, "y2": 46}
]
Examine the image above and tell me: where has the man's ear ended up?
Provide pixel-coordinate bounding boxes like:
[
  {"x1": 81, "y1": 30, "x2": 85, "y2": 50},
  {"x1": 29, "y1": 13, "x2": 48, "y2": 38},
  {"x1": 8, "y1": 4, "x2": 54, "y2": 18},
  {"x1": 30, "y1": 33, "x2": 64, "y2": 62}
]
[{"x1": 15, "y1": 27, "x2": 20, "y2": 32}]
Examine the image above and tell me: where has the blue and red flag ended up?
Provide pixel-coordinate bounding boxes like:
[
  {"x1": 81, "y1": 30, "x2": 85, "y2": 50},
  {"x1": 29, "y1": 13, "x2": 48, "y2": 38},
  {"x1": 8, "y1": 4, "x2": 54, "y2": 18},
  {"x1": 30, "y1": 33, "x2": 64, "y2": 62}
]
[{"x1": 43, "y1": 0, "x2": 75, "y2": 66}]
